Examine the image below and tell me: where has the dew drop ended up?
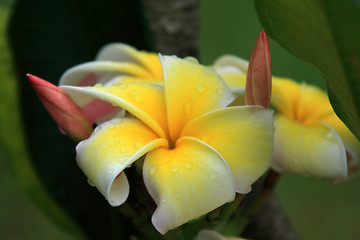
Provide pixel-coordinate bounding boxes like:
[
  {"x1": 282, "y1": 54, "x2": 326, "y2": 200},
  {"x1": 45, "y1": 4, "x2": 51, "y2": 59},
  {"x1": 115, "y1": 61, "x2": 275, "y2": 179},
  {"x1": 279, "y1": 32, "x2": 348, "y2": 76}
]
[
  {"x1": 133, "y1": 142, "x2": 143, "y2": 150},
  {"x1": 110, "y1": 141, "x2": 116, "y2": 147},
  {"x1": 172, "y1": 166, "x2": 179, "y2": 173},
  {"x1": 195, "y1": 151, "x2": 202, "y2": 156},
  {"x1": 184, "y1": 100, "x2": 193, "y2": 115},
  {"x1": 87, "y1": 179, "x2": 95, "y2": 186},
  {"x1": 93, "y1": 125, "x2": 102, "y2": 134},
  {"x1": 126, "y1": 164, "x2": 132, "y2": 168},
  {"x1": 164, "y1": 157, "x2": 171, "y2": 163},
  {"x1": 110, "y1": 118, "x2": 123, "y2": 125},
  {"x1": 195, "y1": 83, "x2": 206, "y2": 93},
  {"x1": 94, "y1": 83, "x2": 103, "y2": 88},
  {"x1": 209, "y1": 173, "x2": 216, "y2": 180},
  {"x1": 118, "y1": 139, "x2": 126, "y2": 145},
  {"x1": 183, "y1": 151, "x2": 189, "y2": 156},
  {"x1": 161, "y1": 198, "x2": 167, "y2": 203},
  {"x1": 120, "y1": 148, "x2": 127, "y2": 153},
  {"x1": 119, "y1": 84, "x2": 128, "y2": 89},
  {"x1": 150, "y1": 166, "x2": 158, "y2": 174},
  {"x1": 128, "y1": 90, "x2": 143, "y2": 103},
  {"x1": 325, "y1": 132, "x2": 333, "y2": 138},
  {"x1": 184, "y1": 56, "x2": 199, "y2": 64},
  {"x1": 185, "y1": 162, "x2": 192, "y2": 169},
  {"x1": 224, "y1": 129, "x2": 231, "y2": 134},
  {"x1": 216, "y1": 89, "x2": 223, "y2": 94}
]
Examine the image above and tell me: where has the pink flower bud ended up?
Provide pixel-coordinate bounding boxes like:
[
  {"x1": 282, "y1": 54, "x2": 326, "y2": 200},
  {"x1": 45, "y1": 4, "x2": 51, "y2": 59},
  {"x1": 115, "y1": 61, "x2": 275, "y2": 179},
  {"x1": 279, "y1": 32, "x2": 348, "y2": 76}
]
[
  {"x1": 27, "y1": 74, "x2": 93, "y2": 142},
  {"x1": 245, "y1": 30, "x2": 272, "y2": 108}
]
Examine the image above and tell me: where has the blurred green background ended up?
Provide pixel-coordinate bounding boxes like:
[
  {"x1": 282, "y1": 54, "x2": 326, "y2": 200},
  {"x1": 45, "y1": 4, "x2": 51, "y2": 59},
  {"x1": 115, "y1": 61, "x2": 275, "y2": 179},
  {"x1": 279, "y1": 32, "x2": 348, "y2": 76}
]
[{"x1": 1, "y1": 0, "x2": 360, "y2": 239}]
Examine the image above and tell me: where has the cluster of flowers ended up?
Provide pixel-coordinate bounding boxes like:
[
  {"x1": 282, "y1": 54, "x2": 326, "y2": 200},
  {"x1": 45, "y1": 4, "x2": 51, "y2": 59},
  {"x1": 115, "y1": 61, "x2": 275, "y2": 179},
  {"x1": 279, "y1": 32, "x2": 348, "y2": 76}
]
[{"x1": 28, "y1": 31, "x2": 359, "y2": 237}]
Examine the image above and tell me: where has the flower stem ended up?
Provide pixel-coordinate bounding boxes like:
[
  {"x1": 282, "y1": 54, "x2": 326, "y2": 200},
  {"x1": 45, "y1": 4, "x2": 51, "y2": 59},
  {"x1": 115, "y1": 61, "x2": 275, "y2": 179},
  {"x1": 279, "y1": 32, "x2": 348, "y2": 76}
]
[{"x1": 221, "y1": 170, "x2": 280, "y2": 236}]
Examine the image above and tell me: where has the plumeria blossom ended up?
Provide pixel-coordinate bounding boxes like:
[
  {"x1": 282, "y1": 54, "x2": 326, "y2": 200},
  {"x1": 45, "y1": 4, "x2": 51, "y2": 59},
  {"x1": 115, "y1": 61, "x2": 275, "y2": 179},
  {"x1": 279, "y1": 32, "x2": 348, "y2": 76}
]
[
  {"x1": 59, "y1": 43, "x2": 248, "y2": 122},
  {"x1": 214, "y1": 55, "x2": 360, "y2": 178},
  {"x1": 60, "y1": 55, "x2": 274, "y2": 234},
  {"x1": 59, "y1": 43, "x2": 163, "y2": 124},
  {"x1": 271, "y1": 79, "x2": 359, "y2": 178}
]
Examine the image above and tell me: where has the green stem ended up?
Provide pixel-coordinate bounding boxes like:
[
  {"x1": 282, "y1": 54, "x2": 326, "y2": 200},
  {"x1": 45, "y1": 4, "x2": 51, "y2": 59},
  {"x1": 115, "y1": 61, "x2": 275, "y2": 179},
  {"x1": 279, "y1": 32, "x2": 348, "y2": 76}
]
[
  {"x1": 225, "y1": 170, "x2": 281, "y2": 236},
  {"x1": 213, "y1": 193, "x2": 244, "y2": 232}
]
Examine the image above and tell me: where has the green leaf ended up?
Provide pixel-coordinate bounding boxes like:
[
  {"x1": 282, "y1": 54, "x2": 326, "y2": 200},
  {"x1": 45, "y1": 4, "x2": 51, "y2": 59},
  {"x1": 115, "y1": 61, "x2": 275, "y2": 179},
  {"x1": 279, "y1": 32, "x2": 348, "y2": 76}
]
[
  {"x1": 7, "y1": 0, "x2": 152, "y2": 238},
  {"x1": 255, "y1": 0, "x2": 360, "y2": 140},
  {"x1": 0, "y1": 5, "x2": 85, "y2": 239}
]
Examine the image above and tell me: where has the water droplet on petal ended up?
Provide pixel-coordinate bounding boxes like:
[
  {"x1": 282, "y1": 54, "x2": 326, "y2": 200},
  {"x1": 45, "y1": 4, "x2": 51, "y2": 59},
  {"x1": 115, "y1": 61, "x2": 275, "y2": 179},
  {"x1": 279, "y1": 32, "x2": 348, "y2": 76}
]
[
  {"x1": 133, "y1": 142, "x2": 143, "y2": 150},
  {"x1": 209, "y1": 173, "x2": 216, "y2": 180},
  {"x1": 128, "y1": 90, "x2": 143, "y2": 103},
  {"x1": 195, "y1": 83, "x2": 206, "y2": 93},
  {"x1": 172, "y1": 166, "x2": 179, "y2": 173},
  {"x1": 110, "y1": 118, "x2": 123, "y2": 125},
  {"x1": 94, "y1": 83, "x2": 103, "y2": 88},
  {"x1": 183, "y1": 151, "x2": 189, "y2": 156},
  {"x1": 184, "y1": 56, "x2": 199, "y2": 64},
  {"x1": 184, "y1": 100, "x2": 193, "y2": 115},
  {"x1": 120, "y1": 148, "x2": 127, "y2": 153},
  {"x1": 224, "y1": 129, "x2": 231, "y2": 134},
  {"x1": 216, "y1": 89, "x2": 223, "y2": 94},
  {"x1": 185, "y1": 162, "x2": 192, "y2": 169},
  {"x1": 119, "y1": 84, "x2": 128, "y2": 89},
  {"x1": 195, "y1": 151, "x2": 202, "y2": 156},
  {"x1": 174, "y1": 192, "x2": 180, "y2": 199},
  {"x1": 161, "y1": 198, "x2": 167, "y2": 203},
  {"x1": 87, "y1": 179, "x2": 95, "y2": 186},
  {"x1": 164, "y1": 157, "x2": 171, "y2": 163},
  {"x1": 150, "y1": 166, "x2": 158, "y2": 174},
  {"x1": 110, "y1": 141, "x2": 116, "y2": 147},
  {"x1": 126, "y1": 164, "x2": 132, "y2": 168},
  {"x1": 93, "y1": 125, "x2": 102, "y2": 134},
  {"x1": 325, "y1": 132, "x2": 333, "y2": 138}
]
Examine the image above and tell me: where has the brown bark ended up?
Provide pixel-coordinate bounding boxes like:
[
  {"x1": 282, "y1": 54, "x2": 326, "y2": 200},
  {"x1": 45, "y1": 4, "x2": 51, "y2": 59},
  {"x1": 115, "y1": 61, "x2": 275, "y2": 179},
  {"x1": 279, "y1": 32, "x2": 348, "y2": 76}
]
[{"x1": 142, "y1": 0, "x2": 199, "y2": 58}]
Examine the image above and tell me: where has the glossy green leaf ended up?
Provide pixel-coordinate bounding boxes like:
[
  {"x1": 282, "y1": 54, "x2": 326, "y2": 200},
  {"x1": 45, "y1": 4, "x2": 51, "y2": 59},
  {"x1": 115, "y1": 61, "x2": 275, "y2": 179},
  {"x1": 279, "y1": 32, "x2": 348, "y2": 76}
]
[
  {"x1": 255, "y1": 0, "x2": 360, "y2": 140},
  {"x1": 7, "y1": 0, "x2": 152, "y2": 238}
]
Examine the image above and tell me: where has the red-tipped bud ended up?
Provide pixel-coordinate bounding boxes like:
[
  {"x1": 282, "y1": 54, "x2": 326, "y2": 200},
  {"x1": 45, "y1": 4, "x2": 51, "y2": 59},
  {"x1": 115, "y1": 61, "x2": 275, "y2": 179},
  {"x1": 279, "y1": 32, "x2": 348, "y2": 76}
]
[
  {"x1": 245, "y1": 30, "x2": 272, "y2": 108},
  {"x1": 27, "y1": 74, "x2": 93, "y2": 142}
]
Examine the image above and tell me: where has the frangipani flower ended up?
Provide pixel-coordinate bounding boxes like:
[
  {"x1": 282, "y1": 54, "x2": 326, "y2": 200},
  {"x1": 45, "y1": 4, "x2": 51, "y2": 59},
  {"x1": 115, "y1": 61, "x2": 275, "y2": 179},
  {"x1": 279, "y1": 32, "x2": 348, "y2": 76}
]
[
  {"x1": 271, "y1": 78, "x2": 359, "y2": 178},
  {"x1": 213, "y1": 55, "x2": 360, "y2": 178},
  {"x1": 59, "y1": 43, "x2": 248, "y2": 122},
  {"x1": 61, "y1": 55, "x2": 274, "y2": 233},
  {"x1": 59, "y1": 43, "x2": 163, "y2": 124}
]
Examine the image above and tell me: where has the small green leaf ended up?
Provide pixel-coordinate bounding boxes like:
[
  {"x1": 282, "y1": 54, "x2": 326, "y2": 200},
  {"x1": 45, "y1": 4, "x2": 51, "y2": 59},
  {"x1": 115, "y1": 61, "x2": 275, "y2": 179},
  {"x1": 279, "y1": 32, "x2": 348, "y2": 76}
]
[{"x1": 255, "y1": 0, "x2": 360, "y2": 140}]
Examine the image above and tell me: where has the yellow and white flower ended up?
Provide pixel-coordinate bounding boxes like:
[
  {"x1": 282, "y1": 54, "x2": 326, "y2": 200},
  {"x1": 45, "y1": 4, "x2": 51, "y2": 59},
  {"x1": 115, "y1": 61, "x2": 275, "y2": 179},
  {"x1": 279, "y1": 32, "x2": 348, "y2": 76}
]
[
  {"x1": 59, "y1": 43, "x2": 163, "y2": 123},
  {"x1": 61, "y1": 55, "x2": 274, "y2": 234},
  {"x1": 214, "y1": 55, "x2": 360, "y2": 178}
]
